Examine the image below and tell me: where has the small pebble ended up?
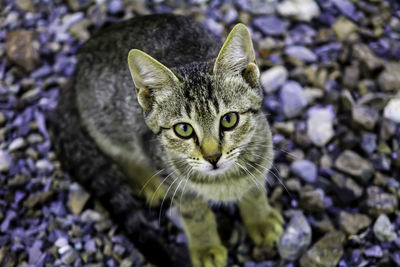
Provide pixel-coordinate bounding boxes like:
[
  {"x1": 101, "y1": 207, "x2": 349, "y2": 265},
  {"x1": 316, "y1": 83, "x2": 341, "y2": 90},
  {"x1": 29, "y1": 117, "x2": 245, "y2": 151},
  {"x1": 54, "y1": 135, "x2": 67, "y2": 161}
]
[
  {"x1": 383, "y1": 97, "x2": 400, "y2": 123},
  {"x1": 299, "y1": 231, "x2": 345, "y2": 267},
  {"x1": 260, "y1": 65, "x2": 288, "y2": 93},
  {"x1": 280, "y1": 81, "x2": 308, "y2": 118},
  {"x1": 278, "y1": 211, "x2": 312, "y2": 261},
  {"x1": 291, "y1": 160, "x2": 317, "y2": 183},
  {"x1": 0, "y1": 150, "x2": 11, "y2": 172},
  {"x1": 373, "y1": 214, "x2": 397, "y2": 242}
]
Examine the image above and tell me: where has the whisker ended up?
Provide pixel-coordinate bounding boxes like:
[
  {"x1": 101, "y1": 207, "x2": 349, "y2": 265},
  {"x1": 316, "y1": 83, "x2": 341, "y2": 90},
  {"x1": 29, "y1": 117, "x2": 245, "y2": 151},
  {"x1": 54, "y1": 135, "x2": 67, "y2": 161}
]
[
  {"x1": 179, "y1": 168, "x2": 193, "y2": 209},
  {"x1": 169, "y1": 178, "x2": 185, "y2": 217},
  {"x1": 235, "y1": 161, "x2": 266, "y2": 194},
  {"x1": 139, "y1": 168, "x2": 165, "y2": 194},
  {"x1": 149, "y1": 169, "x2": 177, "y2": 210},
  {"x1": 158, "y1": 175, "x2": 180, "y2": 225}
]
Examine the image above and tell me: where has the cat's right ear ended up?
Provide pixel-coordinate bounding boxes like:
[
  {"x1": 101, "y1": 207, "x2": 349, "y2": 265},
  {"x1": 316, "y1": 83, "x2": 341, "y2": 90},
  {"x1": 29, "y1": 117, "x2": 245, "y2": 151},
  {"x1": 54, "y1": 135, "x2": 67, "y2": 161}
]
[{"x1": 128, "y1": 49, "x2": 179, "y2": 111}]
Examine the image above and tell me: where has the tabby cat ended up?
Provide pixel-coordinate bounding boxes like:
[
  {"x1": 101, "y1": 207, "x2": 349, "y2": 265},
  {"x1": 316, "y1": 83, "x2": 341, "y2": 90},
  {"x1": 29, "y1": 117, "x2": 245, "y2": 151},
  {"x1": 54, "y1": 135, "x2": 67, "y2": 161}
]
[{"x1": 49, "y1": 14, "x2": 283, "y2": 267}]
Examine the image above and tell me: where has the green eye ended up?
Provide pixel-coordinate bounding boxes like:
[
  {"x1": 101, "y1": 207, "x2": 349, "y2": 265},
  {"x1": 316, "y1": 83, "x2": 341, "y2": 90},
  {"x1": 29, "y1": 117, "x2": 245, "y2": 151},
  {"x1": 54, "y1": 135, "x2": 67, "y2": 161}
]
[
  {"x1": 221, "y1": 112, "x2": 239, "y2": 130},
  {"x1": 173, "y1": 123, "x2": 194, "y2": 139}
]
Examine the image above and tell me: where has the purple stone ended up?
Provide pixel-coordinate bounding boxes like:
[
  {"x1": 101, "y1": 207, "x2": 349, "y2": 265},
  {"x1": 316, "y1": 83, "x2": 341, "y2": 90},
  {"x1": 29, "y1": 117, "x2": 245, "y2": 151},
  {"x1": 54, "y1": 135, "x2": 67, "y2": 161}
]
[
  {"x1": 331, "y1": 0, "x2": 356, "y2": 18},
  {"x1": 289, "y1": 24, "x2": 317, "y2": 45},
  {"x1": 285, "y1": 46, "x2": 317, "y2": 62},
  {"x1": 14, "y1": 190, "x2": 26, "y2": 204},
  {"x1": 291, "y1": 160, "x2": 318, "y2": 183},
  {"x1": 1, "y1": 210, "x2": 17, "y2": 232},
  {"x1": 50, "y1": 201, "x2": 67, "y2": 216},
  {"x1": 364, "y1": 245, "x2": 383, "y2": 258},
  {"x1": 253, "y1": 16, "x2": 288, "y2": 35},
  {"x1": 28, "y1": 242, "x2": 43, "y2": 265},
  {"x1": 35, "y1": 110, "x2": 49, "y2": 139},
  {"x1": 30, "y1": 65, "x2": 52, "y2": 79},
  {"x1": 84, "y1": 239, "x2": 96, "y2": 252}
]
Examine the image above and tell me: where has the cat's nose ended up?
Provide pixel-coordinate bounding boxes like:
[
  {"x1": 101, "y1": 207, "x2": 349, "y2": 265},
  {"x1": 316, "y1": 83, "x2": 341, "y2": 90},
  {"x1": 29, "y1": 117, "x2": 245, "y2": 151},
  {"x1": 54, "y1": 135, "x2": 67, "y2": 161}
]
[{"x1": 204, "y1": 152, "x2": 222, "y2": 168}]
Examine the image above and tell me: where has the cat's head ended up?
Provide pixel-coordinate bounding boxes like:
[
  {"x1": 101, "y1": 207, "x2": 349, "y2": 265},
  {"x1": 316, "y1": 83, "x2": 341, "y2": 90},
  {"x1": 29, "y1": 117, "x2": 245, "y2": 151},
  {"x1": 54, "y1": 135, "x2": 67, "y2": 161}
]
[{"x1": 128, "y1": 24, "x2": 272, "y2": 199}]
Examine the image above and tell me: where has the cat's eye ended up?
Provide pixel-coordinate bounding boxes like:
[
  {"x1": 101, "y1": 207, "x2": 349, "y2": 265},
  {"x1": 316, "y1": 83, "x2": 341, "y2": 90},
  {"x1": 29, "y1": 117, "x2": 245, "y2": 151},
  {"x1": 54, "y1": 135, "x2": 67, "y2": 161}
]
[
  {"x1": 220, "y1": 112, "x2": 239, "y2": 130},
  {"x1": 174, "y1": 123, "x2": 194, "y2": 139}
]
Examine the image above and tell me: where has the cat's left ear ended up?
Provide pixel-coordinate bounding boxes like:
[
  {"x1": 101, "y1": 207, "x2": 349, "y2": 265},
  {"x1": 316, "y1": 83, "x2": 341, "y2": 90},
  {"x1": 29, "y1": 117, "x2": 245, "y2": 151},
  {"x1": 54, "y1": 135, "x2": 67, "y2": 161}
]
[
  {"x1": 213, "y1": 24, "x2": 259, "y2": 87},
  {"x1": 128, "y1": 49, "x2": 179, "y2": 112}
]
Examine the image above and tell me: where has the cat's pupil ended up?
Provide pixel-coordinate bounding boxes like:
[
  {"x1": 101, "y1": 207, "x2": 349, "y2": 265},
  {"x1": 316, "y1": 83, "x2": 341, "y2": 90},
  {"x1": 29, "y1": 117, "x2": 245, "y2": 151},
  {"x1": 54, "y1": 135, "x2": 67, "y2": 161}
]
[
  {"x1": 181, "y1": 124, "x2": 188, "y2": 132},
  {"x1": 224, "y1": 115, "x2": 231, "y2": 123}
]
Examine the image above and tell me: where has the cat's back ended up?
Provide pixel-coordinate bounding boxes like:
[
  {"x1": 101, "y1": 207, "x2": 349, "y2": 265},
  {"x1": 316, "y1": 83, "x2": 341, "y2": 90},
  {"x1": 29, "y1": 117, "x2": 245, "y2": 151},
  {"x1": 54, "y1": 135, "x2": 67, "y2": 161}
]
[{"x1": 78, "y1": 14, "x2": 221, "y2": 67}]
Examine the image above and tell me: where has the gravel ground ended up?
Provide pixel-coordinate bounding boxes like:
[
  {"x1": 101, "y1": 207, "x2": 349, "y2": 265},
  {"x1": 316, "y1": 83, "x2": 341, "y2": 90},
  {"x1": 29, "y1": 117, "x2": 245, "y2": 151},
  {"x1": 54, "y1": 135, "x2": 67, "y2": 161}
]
[{"x1": 1, "y1": 0, "x2": 400, "y2": 266}]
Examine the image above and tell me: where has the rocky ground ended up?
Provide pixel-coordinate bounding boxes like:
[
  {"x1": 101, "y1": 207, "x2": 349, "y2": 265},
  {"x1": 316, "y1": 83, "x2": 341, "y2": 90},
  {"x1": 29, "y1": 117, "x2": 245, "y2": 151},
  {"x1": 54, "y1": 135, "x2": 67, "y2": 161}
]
[{"x1": 1, "y1": 0, "x2": 400, "y2": 266}]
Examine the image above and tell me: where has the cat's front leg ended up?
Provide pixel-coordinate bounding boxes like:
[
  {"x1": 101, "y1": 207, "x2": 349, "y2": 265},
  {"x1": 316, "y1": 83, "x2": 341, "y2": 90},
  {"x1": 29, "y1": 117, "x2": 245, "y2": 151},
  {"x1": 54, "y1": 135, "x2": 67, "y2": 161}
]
[
  {"x1": 238, "y1": 186, "x2": 284, "y2": 249},
  {"x1": 179, "y1": 195, "x2": 227, "y2": 267}
]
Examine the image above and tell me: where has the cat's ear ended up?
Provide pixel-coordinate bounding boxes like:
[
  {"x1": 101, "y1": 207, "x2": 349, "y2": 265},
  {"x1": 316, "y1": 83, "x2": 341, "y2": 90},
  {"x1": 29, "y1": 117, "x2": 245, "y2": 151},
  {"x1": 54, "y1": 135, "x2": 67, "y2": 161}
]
[
  {"x1": 213, "y1": 24, "x2": 260, "y2": 87},
  {"x1": 128, "y1": 49, "x2": 179, "y2": 111}
]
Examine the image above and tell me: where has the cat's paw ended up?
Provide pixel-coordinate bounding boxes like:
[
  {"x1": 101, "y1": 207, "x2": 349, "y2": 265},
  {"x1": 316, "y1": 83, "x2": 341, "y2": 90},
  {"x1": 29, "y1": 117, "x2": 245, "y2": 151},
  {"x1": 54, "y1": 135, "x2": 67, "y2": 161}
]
[
  {"x1": 247, "y1": 207, "x2": 284, "y2": 248},
  {"x1": 190, "y1": 245, "x2": 227, "y2": 267}
]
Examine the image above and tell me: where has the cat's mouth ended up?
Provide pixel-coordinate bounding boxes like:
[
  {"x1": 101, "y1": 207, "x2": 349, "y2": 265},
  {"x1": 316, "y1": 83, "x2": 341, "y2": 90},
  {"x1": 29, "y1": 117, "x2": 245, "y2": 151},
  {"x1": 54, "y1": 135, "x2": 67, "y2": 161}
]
[{"x1": 194, "y1": 160, "x2": 234, "y2": 176}]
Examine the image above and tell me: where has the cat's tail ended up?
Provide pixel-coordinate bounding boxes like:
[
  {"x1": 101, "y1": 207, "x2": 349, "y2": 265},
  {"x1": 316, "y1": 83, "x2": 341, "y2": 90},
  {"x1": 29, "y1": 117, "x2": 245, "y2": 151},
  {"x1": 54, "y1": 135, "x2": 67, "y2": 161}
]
[{"x1": 47, "y1": 81, "x2": 189, "y2": 267}]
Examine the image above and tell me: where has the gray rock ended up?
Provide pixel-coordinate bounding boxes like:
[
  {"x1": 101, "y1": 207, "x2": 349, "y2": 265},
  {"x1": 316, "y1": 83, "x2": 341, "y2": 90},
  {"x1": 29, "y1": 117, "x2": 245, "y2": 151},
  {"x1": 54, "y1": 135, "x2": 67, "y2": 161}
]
[
  {"x1": 24, "y1": 191, "x2": 53, "y2": 208},
  {"x1": 121, "y1": 258, "x2": 134, "y2": 267},
  {"x1": 340, "y1": 90, "x2": 355, "y2": 111},
  {"x1": 277, "y1": 0, "x2": 320, "y2": 22},
  {"x1": 15, "y1": 0, "x2": 35, "y2": 12},
  {"x1": 307, "y1": 107, "x2": 334, "y2": 147},
  {"x1": 353, "y1": 44, "x2": 383, "y2": 71},
  {"x1": 366, "y1": 186, "x2": 398, "y2": 216},
  {"x1": 339, "y1": 211, "x2": 371, "y2": 235},
  {"x1": 280, "y1": 81, "x2": 308, "y2": 118},
  {"x1": 300, "y1": 187, "x2": 325, "y2": 212},
  {"x1": 300, "y1": 231, "x2": 345, "y2": 267},
  {"x1": 27, "y1": 133, "x2": 44, "y2": 144},
  {"x1": 7, "y1": 174, "x2": 29, "y2": 187},
  {"x1": 67, "y1": 0, "x2": 91, "y2": 10},
  {"x1": 378, "y1": 63, "x2": 400, "y2": 91},
  {"x1": 81, "y1": 209, "x2": 104, "y2": 222},
  {"x1": 273, "y1": 121, "x2": 295, "y2": 135},
  {"x1": 383, "y1": 97, "x2": 400, "y2": 123},
  {"x1": 0, "y1": 150, "x2": 11, "y2": 173},
  {"x1": 361, "y1": 133, "x2": 377, "y2": 153},
  {"x1": 68, "y1": 183, "x2": 90, "y2": 215},
  {"x1": 332, "y1": 17, "x2": 358, "y2": 41},
  {"x1": 260, "y1": 65, "x2": 288, "y2": 93},
  {"x1": 343, "y1": 63, "x2": 360, "y2": 88},
  {"x1": 5, "y1": 29, "x2": 39, "y2": 72},
  {"x1": 278, "y1": 212, "x2": 311, "y2": 261},
  {"x1": 291, "y1": 160, "x2": 317, "y2": 183},
  {"x1": 352, "y1": 106, "x2": 379, "y2": 130},
  {"x1": 61, "y1": 249, "x2": 78, "y2": 265},
  {"x1": 8, "y1": 137, "x2": 27, "y2": 152},
  {"x1": 253, "y1": 16, "x2": 288, "y2": 35},
  {"x1": 285, "y1": 46, "x2": 317, "y2": 63},
  {"x1": 380, "y1": 119, "x2": 396, "y2": 140},
  {"x1": 357, "y1": 93, "x2": 387, "y2": 110},
  {"x1": 0, "y1": 112, "x2": 5, "y2": 126},
  {"x1": 334, "y1": 150, "x2": 374, "y2": 183},
  {"x1": 373, "y1": 214, "x2": 397, "y2": 242},
  {"x1": 36, "y1": 159, "x2": 54, "y2": 172}
]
